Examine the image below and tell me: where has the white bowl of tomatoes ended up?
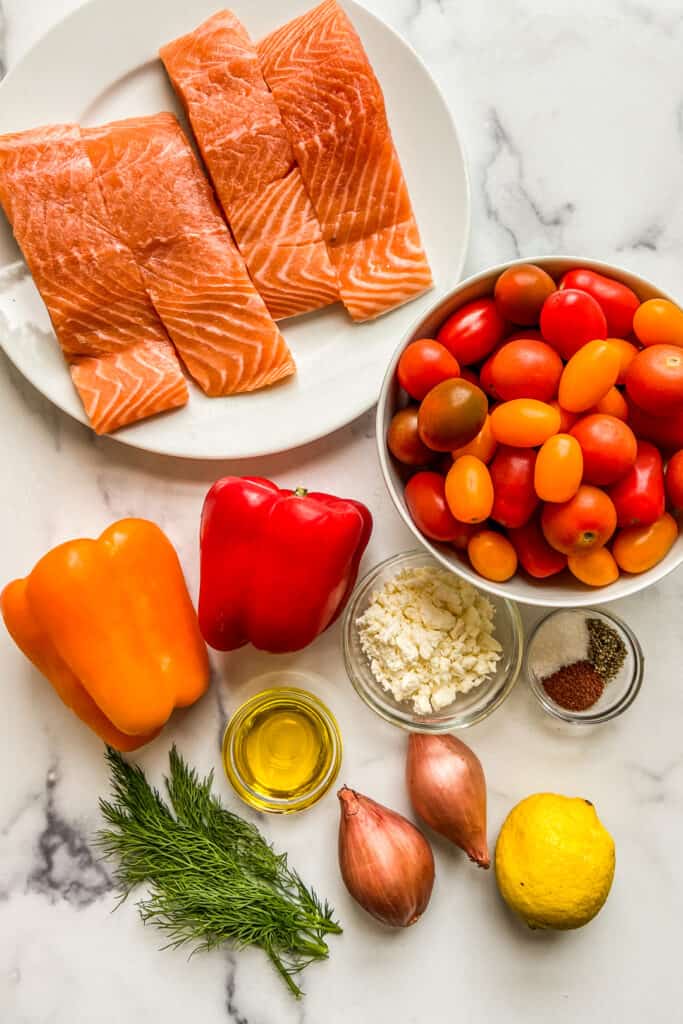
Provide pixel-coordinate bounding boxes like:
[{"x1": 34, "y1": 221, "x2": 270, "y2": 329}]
[{"x1": 377, "y1": 256, "x2": 683, "y2": 607}]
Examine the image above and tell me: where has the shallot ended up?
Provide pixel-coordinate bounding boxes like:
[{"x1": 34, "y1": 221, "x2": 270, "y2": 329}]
[
  {"x1": 337, "y1": 786, "x2": 434, "y2": 927},
  {"x1": 406, "y1": 734, "x2": 490, "y2": 868}
]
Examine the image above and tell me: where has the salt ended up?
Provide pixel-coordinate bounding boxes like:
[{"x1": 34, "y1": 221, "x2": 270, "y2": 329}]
[{"x1": 529, "y1": 611, "x2": 588, "y2": 679}]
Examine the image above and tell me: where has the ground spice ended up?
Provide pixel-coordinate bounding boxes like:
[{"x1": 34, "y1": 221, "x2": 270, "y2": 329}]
[
  {"x1": 542, "y1": 659, "x2": 605, "y2": 711},
  {"x1": 587, "y1": 618, "x2": 626, "y2": 683}
]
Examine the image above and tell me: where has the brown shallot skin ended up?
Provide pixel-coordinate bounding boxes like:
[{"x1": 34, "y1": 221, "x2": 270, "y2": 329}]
[
  {"x1": 337, "y1": 786, "x2": 435, "y2": 927},
  {"x1": 406, "y1": 734, "x2": 490, "y2": 869}
]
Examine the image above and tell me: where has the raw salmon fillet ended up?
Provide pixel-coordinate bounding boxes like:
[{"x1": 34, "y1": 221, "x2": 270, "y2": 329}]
[
  {"x1": 160, "y1": 12, "x2": 339, "y2": 321},
  {"x1": 0, "y1": 124, "x2": 188, "y2": 433},
  {"x1": 83, "y1": 113, "x2": 295, "y2": 396},
  {"x1": 259, "y1": 0, "x2": 433, "y2": 322}
]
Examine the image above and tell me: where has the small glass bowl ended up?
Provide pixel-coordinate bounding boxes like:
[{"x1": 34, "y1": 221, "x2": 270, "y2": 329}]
[
  {"x1": 342, "y1": 550, "x2": 523, "y2": 732},
  {"x1": 525, "y1": 608, "x2": 644, "y2": 725},
  {"x1": 222, "y1": 687, "x2": 342, "y2": 814}
]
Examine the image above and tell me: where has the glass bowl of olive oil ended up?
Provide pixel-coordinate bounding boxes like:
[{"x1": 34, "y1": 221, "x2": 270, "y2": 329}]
[{"x1": 222, "y1": 687, "x2": 342, "y2": 814}]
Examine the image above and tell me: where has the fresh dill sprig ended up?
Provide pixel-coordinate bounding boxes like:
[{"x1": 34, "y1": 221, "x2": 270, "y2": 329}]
[{"x1": 95, "y1": 745, "x2": 341, "y2": 998}]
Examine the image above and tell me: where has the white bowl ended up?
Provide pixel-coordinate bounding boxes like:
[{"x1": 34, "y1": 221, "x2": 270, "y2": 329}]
[{"x1": 376, "y1": 255, "x2": 683, "y2": 608}]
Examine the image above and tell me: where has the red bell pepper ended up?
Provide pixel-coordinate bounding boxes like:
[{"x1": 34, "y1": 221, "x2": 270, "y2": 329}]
[
  {"x1": 199, "y1": 476, "x2": 372, "y2": 653},
  {"x1": 608, "y1": 441, "x2": 665, "y2": 527},
  {"x1": 508, "y1": 517, "x2": 567, "y2": 579}
]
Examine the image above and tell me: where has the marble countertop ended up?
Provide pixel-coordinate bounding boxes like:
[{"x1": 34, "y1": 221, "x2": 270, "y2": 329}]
[{"x1": 1, "y1": 1, "x2": 683, "y2": 1022}]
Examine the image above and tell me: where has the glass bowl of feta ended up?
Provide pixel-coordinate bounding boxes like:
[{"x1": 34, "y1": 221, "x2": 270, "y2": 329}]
[{"x1": 342, "y1": 550, "x2": 523, "y2": 731}]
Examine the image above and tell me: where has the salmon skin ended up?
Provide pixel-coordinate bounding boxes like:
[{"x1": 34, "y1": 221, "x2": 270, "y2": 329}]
[
  {"x1": 83, "y1": 113, "x2": 295, "y2": 396},
  {"x1": 0, "y1": 124, "x2": 188, "y2": 433},
  {"x1": 259, "y1": 0, "x2": 433, "y2": 322},
  {"x1": 160, "y1": 10, "x2": 339, "y2": 321}
]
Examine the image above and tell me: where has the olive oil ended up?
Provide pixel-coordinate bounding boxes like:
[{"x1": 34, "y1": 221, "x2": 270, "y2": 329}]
[{"x1": 223, "y1": 688, "x2": 342, "y2": 813}]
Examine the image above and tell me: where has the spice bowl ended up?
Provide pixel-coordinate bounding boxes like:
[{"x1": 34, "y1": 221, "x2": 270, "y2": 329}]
[
  {"x1": 342, "y1": 550, "x2": 523, "y2": 732},
  {"x1": 525, "y1": 608, "x2": 644, "y2": 725}
]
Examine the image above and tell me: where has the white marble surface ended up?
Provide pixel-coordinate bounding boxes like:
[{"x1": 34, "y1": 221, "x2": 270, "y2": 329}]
[{"x1": 1, "y1": 1, "x2": 683, "y2": 1022}]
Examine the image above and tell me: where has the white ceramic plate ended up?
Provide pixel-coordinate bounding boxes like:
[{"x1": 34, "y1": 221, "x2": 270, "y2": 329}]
[{"x1": 0, "y1": 0, "x2": 469, "y2": 459}]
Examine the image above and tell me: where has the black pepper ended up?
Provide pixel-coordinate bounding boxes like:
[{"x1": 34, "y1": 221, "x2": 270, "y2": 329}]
[{"x1": 587, "y1": 618, "x2": 627, "y2": 683}]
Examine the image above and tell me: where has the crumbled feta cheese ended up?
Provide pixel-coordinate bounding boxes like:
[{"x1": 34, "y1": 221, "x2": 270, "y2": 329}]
[{"x1": 356, "y1": 566, "x2": 502, "y2": 714}]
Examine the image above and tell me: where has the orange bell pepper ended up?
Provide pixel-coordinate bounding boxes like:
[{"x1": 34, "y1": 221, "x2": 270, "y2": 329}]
[{"x1": 1, "y1": 519, "x2": 209, "y2": 748}]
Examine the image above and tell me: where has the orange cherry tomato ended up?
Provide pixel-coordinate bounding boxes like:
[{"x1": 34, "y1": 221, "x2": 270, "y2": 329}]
[
  {"x1": 397, "y1": 339, "x2": 461, "y2": 401},
  {"x1": 558, "y1": 339, "x2": 621, "y2": 412},
  {"x1": 452, "y1": 415, "x2": 497, "y2": 463},
  {"x1": 445, "y1": 456, "x2": 494, "y2": 523},
  {"x1": 549, "y1": 400, "x2": 579, "y2": 433},
  {"x1": 610, "y1": 337, "x2": 639, "y2": 384},
  {"x1": 591, "y1": 386, "x2": 628, "y2": 421},
  {"x1": 494, "y1": 264, "x2": 556, "y2": 326},
  {"x1": 534, "y1": 434, "x2": 583, "y2": 503},
  {"x1": 467, "y1": 530, "x2": 518, "y2": 582},
  {"x1": 490, "y1": 399, "x2": 561, "y2": 447},
  {"x1": 633, "y1": 298, "x2": 683, "y2": 349},
  {"x1": 489, "y1": 338, "x2": 563, "y2": 402},
  {"x1": 450, "y1": 521, "x2": 479, "y2": 551},
  {"x1": 612, "y1": 512, "x2": 678, "y2": 573},
  {"x1": 541, "y1": 485, "x2": 617, "y2": 555},
  {"x1": 568, "y1": 548, "x2": 620, "y2": 587}
]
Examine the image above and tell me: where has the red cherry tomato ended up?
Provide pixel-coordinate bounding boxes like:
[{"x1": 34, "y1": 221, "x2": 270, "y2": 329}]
[
  {"x1": 541, "y1": 485, "x2": 617, "y2": 555},
  {"x1": 508, "y1": 516, "x2": 567, "y2": 578},
  {"x1": 489, "y1": 446, "x2": 539, "y2": 529},
  {"x1": 437, "y1": 298, "x2": 507, "y2": 365},
  {"x1": 626, "y1": 400, "x2": 683, "y2": 451},
  {"x1": 607, "y1": 441, "x2": 666, "y2": 527},
  {"x1": 540, "y1": 289, "x2": 608, "y2": 360},
  {"x1": 479, "y1": 352, "x2": 499, "y2": 399},
  {"x1": 570, "y1": 414, "x2": 638, "y2": 485},
  {"x1": 404, "y1": 471, "x2": 461, "y2": 542},
  {"x1": 625, "y1": 344, "x2": 683, "y2": 415},
  {"x1": 494, "y1": 264, "x2": 556, "y2": 325},
  {"x1": 505, "y1": 329, "x2": 544, "y2": 342},
  {"x1": 665, "y1": 450, "x2": 683, "y2": 510},
  {"x1": 489, "y1": 338, "x2": 563, "y2": 402},
  {"x1": 560, "y1": 268, "x2": 640, "y2": 337},
  {"x1": 397, "y1": 339, "x2": 461, "y2": 401},
  {"x1": 459, "y1": 367, "x2": 482, "y2": 389}
]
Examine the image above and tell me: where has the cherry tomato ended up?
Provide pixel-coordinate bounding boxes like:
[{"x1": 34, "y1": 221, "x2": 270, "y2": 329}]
[
  {"x1": 490, "y1": 399, "x2": 561, "y2": 447},
  {"x1": 633, "y1": 298, "x2": 683, "y2": 348},
  {"x1": 387, "y1": 407, "x2": 435, "y2": 466},
  {"x1": 541, "y1": 485, "x2": 617, "y2": 555},
  {"x1": 452, "y1": 415, "x2": 497, "y2": 463},
  {"x1": 549, "y1": 400, "x2": 579, "y2": 433},
  {"x1": 540, "y1": 289, "x2": 607, "y2": 360},
  {"x1": 404, "y1": 471, "x2": 461, "y2": 542},
  {"x1": 489, "y1": 339, "x2": 563, "y2": 402},
  {"x1": 567, "y1": 548, "x2": 620, "y2": 587},
  {"x1": 625, "y1": 344, "x2": 683, "y2": 415},
  {"x1": 505, "y1": 329, "x2": 544, "y2": 342},
  {"x1": 612, "y1": 512, "x2": 678, "y2": 574},
  {"x1": 570, "y1": 414, "x2": 637, "y2": 485},
  {"x1": 479, "y1": 352, "x2": 500, "y2": 399},
  {"x1": 508, "y1": 517, "x2": 567, "y2": 578},
  {"x1": 610, "y1": 337, "x2": 639, "y2": 384},
  {"x1": 450, "y1": 521, "x2": 479, "y2": 551},
  {"x1": 489, "y1": 446, "x2": 538, "y2": 528},
  {"x1": 591, "y1": 386, "x2": 628, "y2": 421},
  {"x1": 560, "y1": 268, "x2": 640, "y2": 337},
  {"x1": 607, "y1": 441, "x2": 665, "y2": 528},
  {"x1": 418, "y1": 378, "x2": 488, "y2": 452},
  {"x1": 558, "y1": 339, "x2": 621, "y2": 413},
  {"x1": 626, "y1": 400, "x2": 683, "y2": 451},
  {"x1": 665, "y1": 450, "x2": 683, "y2": 510},
  {"x1": 534, "y1": 434, "x2": 583, "y2": 503},
  {"x1": 397, "y1": 339, "x2": 461, "y2": 401},
  {"x1": 494, "y1": 264, "x2": 556, "y2": 325},
  {"x1": 459, "y1": 367, "x2": 482, "y2": 388},
  {"x1": 437, "y1": 298, "x2": 507, "y2": 365},
  {"x1": 467, "y1": 530, "x2": 518, "y2": 582},
  {"x1": 445, "y1": 456, "x2": 494, "y2": 523}
]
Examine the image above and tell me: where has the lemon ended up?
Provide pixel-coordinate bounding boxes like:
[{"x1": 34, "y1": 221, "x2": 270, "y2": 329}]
[{"x1": 495, "y1": 793, "x2": 615, "y2": 930}]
